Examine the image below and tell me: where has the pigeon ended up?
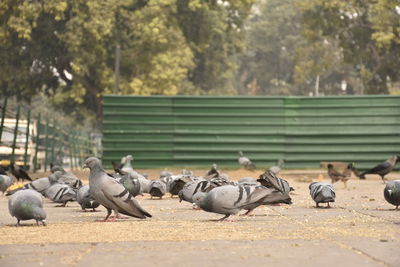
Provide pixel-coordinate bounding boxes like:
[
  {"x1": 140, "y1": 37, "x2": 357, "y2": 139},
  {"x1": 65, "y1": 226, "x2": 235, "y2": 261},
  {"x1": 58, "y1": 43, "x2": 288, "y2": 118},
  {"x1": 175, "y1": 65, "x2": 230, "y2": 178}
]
[
  {"x1": 111, "y1": 160, "x2": 125, "y2": 175},
  {"x1": 0, "y1": 174, "x2": 13, "y2": 194},
  {"x1": 240, "y1": 185, "x2": 292, "y2": 216},
  {"x1": 269, "y1": 159, "x2": 284, "y2": 175},
  {"x1": 117, "y1": 173, "x2": 141, "y2": 197},
  {"x1": 327, "y1": 164, "x2": 348, "y2": 187},
  {"x1": 383, "y1": 180, "x2": 400, "y2": 210},
  {"x1": 257, "y1": 170, "x2": 294, "y2": 194},
  {"x1": 192, "y1": 184, "x2": 290, "y2": 221},
  {"x1": 238, "y1": 151, "x2": 256, "y2": 170},
  {"x1": 178, "y1": 179, "x2": 213, "y2": 204},
  {"x1": 309, "y1": 182, "x2": 335, "y2": 208},
  {"x1": 8, "y1": 189, "x2": 46, "y2": 226},
  {"x1": 83, "y1": 157, "x2": 152, "y2": 221},
  {"x1": 76, "y1": 185, "x2": 100, "y2": 211},
  {"x1": 359, "y1": 156, "x2": 400, "y2": 183},
  {"x1": 209, "y1": 176, "x2": 234, "y2": 187},
  {"x1": 119, "y1": 155, "x2": 150, "y2": 193},
  {"x1": 204, "y1": 164, "x2": 220, "y2": 180},
  {"x1": 9, "y1": 162, "x2": 32, "y2": 182},
  {"x1": 149, "y1": 180, "x2": 167, "y2": 199},
  {"x1": 45, "y1": 183, "x2": 77, "y2": 207},
  {"x1": 168, "y1": 175, "x2": 194, "y2": 197}
]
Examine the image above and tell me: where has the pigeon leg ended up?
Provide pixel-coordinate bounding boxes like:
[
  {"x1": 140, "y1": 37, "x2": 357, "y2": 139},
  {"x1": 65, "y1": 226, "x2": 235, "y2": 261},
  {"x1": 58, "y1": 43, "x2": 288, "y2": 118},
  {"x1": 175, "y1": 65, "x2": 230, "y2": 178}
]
[
  {"x1": 240, "y1": 209, "x2": 255, "y2": 216},
  {"x1": 327, "y1": 202, "x2": 331, "y2": 208},
  {"x1": 316, "y1": 203, "x2": 319, "y2": 208},
  {"x1": 15, "y1": 220, "x2": 21, "y2": 227},
  {"x1": 381, "y1": 175, "x2": 386, "y2": 184},
  {"x1": 218, "y1": 214, "x2": 232, "y2": 222},
  {"x1": 96, "y1": 208, "x2": 112, "y2": 222},
  {"x1": 92, "y1": 208, "x2": 96, "y2": 212}
]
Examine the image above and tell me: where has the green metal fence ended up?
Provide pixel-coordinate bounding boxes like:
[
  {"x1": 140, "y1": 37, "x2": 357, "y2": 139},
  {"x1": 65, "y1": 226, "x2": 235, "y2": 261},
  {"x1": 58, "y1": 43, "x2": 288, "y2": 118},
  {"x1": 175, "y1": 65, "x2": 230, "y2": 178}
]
[
  {"x1": 0, "y1": 97, "x2": 98, "y2": 172},
  {"x1": 102, "y1": 95, "x2": 400, "y2": 169}
]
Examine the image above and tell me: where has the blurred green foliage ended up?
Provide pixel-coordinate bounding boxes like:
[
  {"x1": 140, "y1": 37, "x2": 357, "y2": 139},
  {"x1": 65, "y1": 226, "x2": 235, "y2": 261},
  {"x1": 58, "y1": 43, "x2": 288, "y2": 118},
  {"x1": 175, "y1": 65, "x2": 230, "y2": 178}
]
[{"x1": 1, "y1": 0, "x2": 399, "y2": 123}]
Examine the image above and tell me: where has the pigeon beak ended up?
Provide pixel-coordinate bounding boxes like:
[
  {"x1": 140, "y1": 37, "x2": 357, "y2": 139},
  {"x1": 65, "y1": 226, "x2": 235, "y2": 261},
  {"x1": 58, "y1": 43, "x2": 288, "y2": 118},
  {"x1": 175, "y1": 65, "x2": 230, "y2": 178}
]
[{"x1": 82, "y1": 163, "x2": 88, "y2": 169}]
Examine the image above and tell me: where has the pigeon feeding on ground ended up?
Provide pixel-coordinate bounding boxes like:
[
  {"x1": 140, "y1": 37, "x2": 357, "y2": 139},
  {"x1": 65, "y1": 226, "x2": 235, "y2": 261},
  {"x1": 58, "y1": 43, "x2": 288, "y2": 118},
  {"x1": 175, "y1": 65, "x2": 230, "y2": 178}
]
[
  {"x1": 238, "y1": 151, "x2": 256, "y2": 170},
  {"x1": 149, "y1": 180, "x2": 167, "y2": 199},
  {"x1": 383, "y1": 180, "x2": 400, "y2": 210},
  {"x1": 359, "y1": 156, "x2": 400, "y2": 183},
  {"x1": 9, "y1": 162, "x2": 32, "y2": 182},
  {"x1": 0, "y1": 174, "x2": 13, "y2": 194},
  {"x1": 76, "y1": 185, "x2": 100, "y2": 212},
  {"x1": 83, "y1": 157, "x2": 152, "y2": 221},
  {"x1": 192, "y1": 184, "x2": 291, "y2": 221},
  {"x1": 8, "y1": 189, "x2": 46, "y2": 226},
  {"x1": 309, "y1": 182, "x2": 335, "y2": 208},
  {"x1": 178, "y1": 179, "x2": 214, "y2": 204},
  {"x1": 45, "y1": 183, "x2": 77, "y2": 207},
  {"x1": 257, "y1": 170, "x2": 294, "y2": 194}
]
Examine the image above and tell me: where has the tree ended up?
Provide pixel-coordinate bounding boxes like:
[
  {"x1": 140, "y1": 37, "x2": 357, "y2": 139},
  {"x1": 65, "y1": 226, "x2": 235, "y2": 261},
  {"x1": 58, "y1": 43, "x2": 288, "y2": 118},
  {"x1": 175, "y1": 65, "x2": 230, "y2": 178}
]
[{"x1": 299, "y1": 0, "x2": 400, "y2": 94}]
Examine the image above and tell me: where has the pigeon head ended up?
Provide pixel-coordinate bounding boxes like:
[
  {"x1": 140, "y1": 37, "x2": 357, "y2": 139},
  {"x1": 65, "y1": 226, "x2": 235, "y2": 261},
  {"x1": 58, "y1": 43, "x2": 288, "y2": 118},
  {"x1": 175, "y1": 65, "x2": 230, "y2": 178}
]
[
  {"x1": 83, "y1": 157, "x2": 102, "y2": 170},
  {"x1": 126, "y1": 155, "x2": 133, "y2": 161},
  {"x1": 327, "y1": 164, "x2": 334, "y2": 169},
  {"x1": 192, "y1": 192, "x2": 207, "y2": 206},
  {"x1": 264, "y1": 190, "x2": 292, "y2": 205},
  {"x1": 33, "y1": 206, "x2": 47, "y2": 225},
  {"x1": 238, "y1": 151, "x2": 243, "y2": 157},
  {"x1": 211, "y1": 164, "x2": 217, "y2": 170},
  {"x1": 396, "y1": 156, "x2": 400, "y2": 163}
]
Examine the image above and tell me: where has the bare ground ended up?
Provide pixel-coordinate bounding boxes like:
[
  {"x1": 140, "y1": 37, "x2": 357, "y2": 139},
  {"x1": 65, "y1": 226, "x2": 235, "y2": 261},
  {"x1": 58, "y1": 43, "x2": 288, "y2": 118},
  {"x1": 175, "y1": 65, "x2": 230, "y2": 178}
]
[{"x1": 0, "y1": 168, "x2": 399, "y2": 267}]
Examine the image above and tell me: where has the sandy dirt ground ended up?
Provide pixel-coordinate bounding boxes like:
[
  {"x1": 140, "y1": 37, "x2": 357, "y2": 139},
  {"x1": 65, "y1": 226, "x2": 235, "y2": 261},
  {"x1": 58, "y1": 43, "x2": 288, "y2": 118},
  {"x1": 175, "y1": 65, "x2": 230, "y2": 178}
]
[{"x1": 0, "y1": 168, "x2": 399, "y2": 267}]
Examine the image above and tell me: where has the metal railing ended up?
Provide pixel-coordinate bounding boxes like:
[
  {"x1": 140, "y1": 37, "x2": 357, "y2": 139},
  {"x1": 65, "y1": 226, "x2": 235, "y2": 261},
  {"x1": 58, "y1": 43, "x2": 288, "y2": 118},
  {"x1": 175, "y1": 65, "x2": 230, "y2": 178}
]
[{"x1": 0, "y1": 97, "x2": 99, "y2": 172}]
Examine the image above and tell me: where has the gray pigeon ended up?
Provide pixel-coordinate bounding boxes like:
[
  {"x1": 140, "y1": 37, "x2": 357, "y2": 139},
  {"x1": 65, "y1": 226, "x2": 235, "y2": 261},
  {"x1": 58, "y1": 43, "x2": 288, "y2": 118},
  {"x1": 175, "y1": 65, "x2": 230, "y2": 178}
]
[
  {"x1": 76, "y1": 185, "x2": 100, "y2": 211},
  {"x1": 0, "y1": 174, "x2": 13, "y2": 194},
  {"x1": 309, "y1": 182, "x2": 335, "y2": 208},
  {"x1": 45, "y1": 183, "x2": 77, "y2": 207},
  {"x1": 384, "y1": 180, "x2": 400, "y2": 210},
  {"x1": 149, "y1": 180, "x2": 167, "y2": 199},
  {"x1": 119, "y1": 156, "x2": 150, "y2": 194},
  {"x1": 83, "y1": 157, "x2": 152, "y2": 221},
  {"x1": 192, "y1": 184, "x2": 289, "y2": 221},
  {"x1": 238, "y1": 151, "x2": 256, "y2": 170},
  {"x1": 117, "y1": 173, "x2": 141, "y2": 197},
  {"x1": 257, "y1": 170, "x2": 294, "y2": 194},
  {"x1": 169, "y1": 175, "x2": 194, "y2": 197},
  {"x1": 8, "y1": 189, "x2": 46, "y2": 226},
  {"x1": 178, "y1": 179, "x2": 213, "y2": 204},
  {"x1": 240, "y1": 185, "x2": 292, "y2": 216}
]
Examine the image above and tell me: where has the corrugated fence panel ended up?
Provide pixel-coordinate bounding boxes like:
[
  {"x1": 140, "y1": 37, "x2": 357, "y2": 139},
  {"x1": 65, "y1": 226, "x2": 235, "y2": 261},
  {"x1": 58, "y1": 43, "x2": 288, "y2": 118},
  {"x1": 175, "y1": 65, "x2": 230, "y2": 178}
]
[{"x1": 102, "y1": 95, "x2": 400, "y2": 169}]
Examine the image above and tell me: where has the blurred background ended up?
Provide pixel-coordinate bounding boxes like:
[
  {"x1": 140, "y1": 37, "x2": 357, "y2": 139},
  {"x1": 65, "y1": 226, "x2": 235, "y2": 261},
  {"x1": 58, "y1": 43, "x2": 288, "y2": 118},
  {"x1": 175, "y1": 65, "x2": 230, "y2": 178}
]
[{"x1": 1, "y1": 0, "x2": 399, "y2": 170}]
